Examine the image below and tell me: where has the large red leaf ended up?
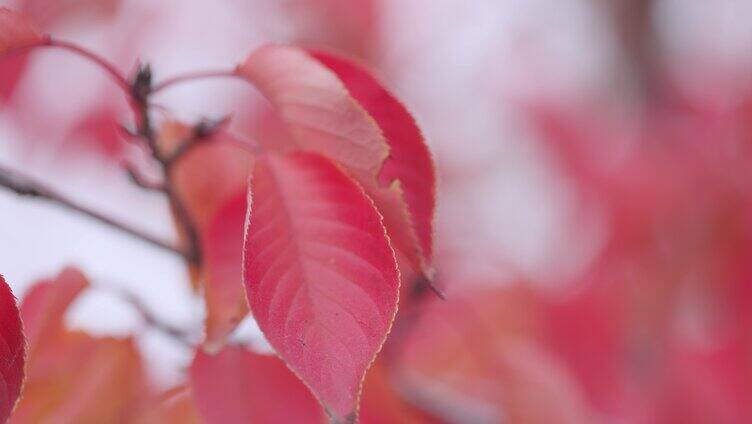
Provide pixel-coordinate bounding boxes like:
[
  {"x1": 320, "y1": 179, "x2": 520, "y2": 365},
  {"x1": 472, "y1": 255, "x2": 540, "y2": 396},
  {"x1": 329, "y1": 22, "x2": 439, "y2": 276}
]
[
  {"x1": 0, "y1": 275, "x2": 25, "y2": 422},
  {"x1": 190, "y1": 346, "x2": 323, "y2": 423},
  {"x1": 309, "y1": 51, "x2": 436, "y2": 262},
  {"x1": 236, "y1": 44, "x2": 431, "y2": 279},
  {"x1": 243, "y1": 152, "x2": 400, "y2": 422},
  {"x1": 0, "y1": 8, "x2": 43, "y2": 56},
  {"x1": 201, "y1": 191, "x2": 250, "y2": 350}
]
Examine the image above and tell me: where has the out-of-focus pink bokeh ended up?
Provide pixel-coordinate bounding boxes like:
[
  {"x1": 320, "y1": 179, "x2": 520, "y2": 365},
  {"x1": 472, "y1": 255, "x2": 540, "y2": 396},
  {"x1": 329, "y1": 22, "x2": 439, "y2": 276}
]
[{"x1": 2, "y1": 1, "x2": 752, "y2": 422}]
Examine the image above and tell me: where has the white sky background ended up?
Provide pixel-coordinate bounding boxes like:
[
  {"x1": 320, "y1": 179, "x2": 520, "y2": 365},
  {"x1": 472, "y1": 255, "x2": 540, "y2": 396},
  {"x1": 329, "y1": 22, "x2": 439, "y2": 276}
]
[{"x1": 1, "y1": 0, "x2": 751, "y2": 387}]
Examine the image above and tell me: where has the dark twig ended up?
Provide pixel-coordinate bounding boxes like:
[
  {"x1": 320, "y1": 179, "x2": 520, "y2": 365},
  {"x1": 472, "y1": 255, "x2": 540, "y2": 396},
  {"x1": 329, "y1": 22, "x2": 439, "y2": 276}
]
[
  {"x1": 2, "y1": 40, "x2": 233, "y2": 269},
  {"x1": 0, "y1": 164, "x2": 190, "y2": 259},
  {"x1": 42, "y1": 37, "x2": 132, "y2": 95},
  {"x1": 111, "y1": 287, "x2": 196, "y2": 348},
  {"x1": 122, "y1": 161, "x2": 165, "y2": 192},
  {"x1": 126, "y1": 64, "x2": 204, "y2": 266},
  {"x1": 151, "y1": 69, "x2": 238, "y2": 94},
  {"x1": 162, "y1": 181, "x2": 202, "y2": 265},
  {"x1": 163, "y1": 115, "x2": 233, "y2": 166}
]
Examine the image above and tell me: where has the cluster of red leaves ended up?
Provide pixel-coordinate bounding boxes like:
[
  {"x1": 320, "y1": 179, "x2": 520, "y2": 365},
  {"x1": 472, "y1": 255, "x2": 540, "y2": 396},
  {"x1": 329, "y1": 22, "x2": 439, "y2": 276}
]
[
  {"x1": 527, "y1": 97, "x2": 752, "y2": 422},
  {"x1": 386, "y1": 91, "x2": 752, "y2": 423},
  {"x1": 178, "y1": 42, "x2": 437, "y2": 422},
  {"x1": 0, "y1": 6, "x2": 438, "y2": 423},
  {"x1": 3, "y1": 3, "x2": 752, "y2": 424}
]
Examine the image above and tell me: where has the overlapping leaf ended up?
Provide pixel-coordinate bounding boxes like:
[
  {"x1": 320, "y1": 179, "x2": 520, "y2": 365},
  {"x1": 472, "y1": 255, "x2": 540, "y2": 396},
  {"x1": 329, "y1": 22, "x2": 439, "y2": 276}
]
[
  {"x1": 131, "y1": 385, "x2": 202, "y2": 424},
  {"x1": 358, "y1": 362, "x2": 438, "y2": 424},
  {"x1": 0, "y1": 8, "x2": 43, "y2": 55},
  {"x1": 11, "y1": 268, "x2": 146, "y2": 424},
  {"x1": 395, "y1": 284, "x2": 593, "y2": 424},
  {"x1": 12, "y1": 332, "x2": 145, "y2": 424},
  {"x1": 236, "y1": 44, "x2": 432, "y2": 279},
  {"x1": 190, "y1": 346, "x2": 323, "y2": 423},
  {"x1": 310, "y1": 51, "x2": 436, "y2": 262},
  {"x1": 19, "y1": 0, "x2": 122, "y2": 28},
  {"x1": 285, "y1": 0, "x2": 380, "y2": 57},
  {"x1": 0, "y1": 52, "x2": 30, "y2": 102},
  {"x1": 201, "y1": 192, "x2": 250, "y2": 350},
  {"x1": 243, "y1": 152, "x2": 400, "y2": 422},
  {"x1": 0, "y1": 275, "x2": 25, "y2": 423},
  {"x1": 19, "y1": 267, "x2": 88, "y2": 354},
  {"x1": 0, "y1": 6, "x2": 42, "y2": 104},
  {"x1": 160, "y1": 120, "x2": 252, "y2": 232},
  {"x1": 158, "y1": 121, "x2": 252, "y2": 347}
]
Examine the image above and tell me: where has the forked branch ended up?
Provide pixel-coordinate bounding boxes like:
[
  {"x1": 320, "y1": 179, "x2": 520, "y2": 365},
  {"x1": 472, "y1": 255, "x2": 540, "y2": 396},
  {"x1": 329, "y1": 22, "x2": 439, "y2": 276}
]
[{"x1": 0, "y1": 164, "x2": 190, "y2": 260}]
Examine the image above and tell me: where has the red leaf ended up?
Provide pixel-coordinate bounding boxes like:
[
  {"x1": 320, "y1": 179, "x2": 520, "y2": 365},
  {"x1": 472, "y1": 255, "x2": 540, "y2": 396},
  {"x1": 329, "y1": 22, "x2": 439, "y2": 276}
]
[
  {"x1": 11, "y1": 332, "x2": 145, "y2": 424},
  {"x1": 158, "y1": 120, "x2": 252, "y2": 292},
  {"x1": 202, "y1": 192, "x2": 250, "y2": 350},
  {"x1": 0, "y1": 8, "x2": 43, "y2": 55},
  {"x1": 310, "y1": 51, "x2": 436, "y2": 262},
  {"x1": 236, "y1": 45, "x2": 387, "y2": 175},
  {"x1": 243, "y1": 152, "x2": 400, "y2": 422},
  {"x1": 236, "y1": 44, "x2": 431, "y2": 279},
  {"x1": 396, "y1": 285, "x2": 593, "y2": 423},
  {"x1": 19, "y1": 0, "x2": 122, "y2": 28},
  {"x1": 64, "y1": 103, "x2": 125, "y2": 158},
  {"x1": 358, "y1": 362, "x2": 439, "y2": 424},
  {"x1": 286, "y1": 0, "x2": 380, "y2": 57},
  {"x1": 190, "y1": 346, "x2": 323, "y2": 423},
  {"x1": 20, "y1": 267, "x2": 88, "y2": 354},
  {"x1": 0, "y1": 275, "x2": 25, "y2": 422},
  {"x1": 13, "y1": 268, "x2": 147, "y2": 424},
  {"x1": 0, "y1": 53, "x2": 30, "y2": 102},
  {"x1": 160, "y1": 121, "x2": 252, "y2": 232},
  {"x1": 131, "y1": 385, "x2": 202, "y2": 424}
]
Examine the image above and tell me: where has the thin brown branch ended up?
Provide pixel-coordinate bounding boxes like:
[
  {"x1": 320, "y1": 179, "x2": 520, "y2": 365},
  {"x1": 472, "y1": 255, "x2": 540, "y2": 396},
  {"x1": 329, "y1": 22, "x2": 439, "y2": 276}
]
[
  {"x1": 2, "y1": 37, "x2": 130, "y2": 96},
  {"x1": 122, "y1": 162, "x2": 165, "y2": 192},
  {"x1": 0, "y1": 164, "x2": 190, "y2": 260},
  {"x1": 108, "y1": 286, "x2": 196, "y2": 349},
  {"x1": 163, "y1": 182, "x2": 202, "y2": 265},
  {"x1": 2, "y1": 40, "x2": 206, "y2": 267},
  {"x1": 151, "y1": 69, "x2": 238, "y2": 94},
  {"x1": 125, "y1": 65, "x2": 203, "y2": 266},
  {"x1": 163, "y1": 115, "x2": 233, "y2": 166},
  {"x1": 43, "y1": 37, "x2": 132, "y2": 97}
]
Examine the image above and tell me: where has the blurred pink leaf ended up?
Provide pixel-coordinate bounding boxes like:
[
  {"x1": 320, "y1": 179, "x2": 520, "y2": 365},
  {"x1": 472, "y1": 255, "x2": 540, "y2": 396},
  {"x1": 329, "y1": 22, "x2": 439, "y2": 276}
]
[
  {"x1": 191, "y1": 346, "x2": 323, "y2": 423},
  {"x1": 201, "y1": 192, "x2": 249, "y2": 350},
  {"x1": 13, "y1": 268, "x2": 146, "y2": 424},
  {"x1": 0, "y1": 8, "x2": 43, "y2": 55}
]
